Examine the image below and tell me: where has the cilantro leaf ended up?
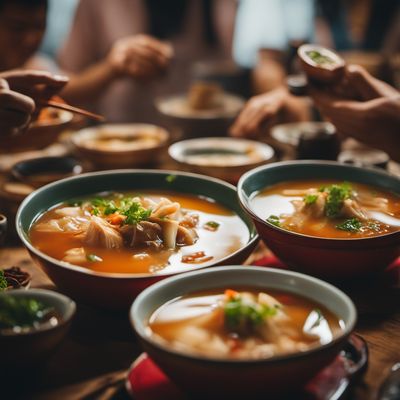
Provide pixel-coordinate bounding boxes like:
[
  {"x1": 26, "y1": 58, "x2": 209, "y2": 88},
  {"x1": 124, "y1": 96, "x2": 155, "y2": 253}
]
[
  {"x1": 304, "y1": 194, "x2": 318, "y2": 205},
  {"x1": 336, "y1": 218, "x2": 362, "y2": 232},
  {"x1": 321, "y1": 182, "x2": 352, "y2": 218},
  {"x1": 0, "y1": 270, "x2": 8, "y2": 291}
]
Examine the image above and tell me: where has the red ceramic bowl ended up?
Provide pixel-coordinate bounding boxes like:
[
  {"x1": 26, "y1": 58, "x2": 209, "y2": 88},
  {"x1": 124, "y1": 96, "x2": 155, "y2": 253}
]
[
  {"x1": 238, "y1": 160, "x2": 400, "y2": 280},
  {"x1": 130, "y1": 266, "x2": 356, "y2": 398},
  {"x1": 16, "y1": 170, "x2": 258, "y2": 309}
]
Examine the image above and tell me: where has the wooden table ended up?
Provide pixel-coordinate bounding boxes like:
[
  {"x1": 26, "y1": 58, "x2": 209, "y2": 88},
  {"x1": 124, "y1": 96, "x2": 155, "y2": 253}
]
[{"x1": 1, "y1": 242, "x2": 400, "y2": 400}]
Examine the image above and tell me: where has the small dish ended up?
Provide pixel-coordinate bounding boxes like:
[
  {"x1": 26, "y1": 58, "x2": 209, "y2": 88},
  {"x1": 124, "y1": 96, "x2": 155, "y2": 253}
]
[
  {"x1": 271, "y1": 121, "x2": 338, "y2": 160},
  {"x1": 168, "y1": 137, "x2": 275, "y2": 183},
  {"x1": 155, "y1": 92, "x2": 244, "y2": 137},
  {"x1": 0, "y1": 108, "x2": 74, "y2": 153},
  {"x1": 298, "y1": 44, "x2": 345, "y2": 83},
  {"x1": 71, "y1": 124, "x2": 169, "y2": 169},
  {"x1": 0, "y1": 289, "x2": 76, "y2": 371},
  {"x1": 12, "y1": 156, "x2": 83, "y2": 188}
]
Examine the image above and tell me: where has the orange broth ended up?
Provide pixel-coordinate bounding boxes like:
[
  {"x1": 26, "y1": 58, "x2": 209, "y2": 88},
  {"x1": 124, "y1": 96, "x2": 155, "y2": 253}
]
[
  {"x1": 148, "y1": 288, "x2": 343, "y2": 360},
  {"x1": 29, "y1": 191, "x2": 249, "y2": 275},
  {"x1": 251, "y1": 180, "x2": 400, "y2": 238}
]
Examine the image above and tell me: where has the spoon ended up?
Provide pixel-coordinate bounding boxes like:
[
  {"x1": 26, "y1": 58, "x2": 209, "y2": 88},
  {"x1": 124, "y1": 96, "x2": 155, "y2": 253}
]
[{"x1": 42, "y1": 100, "x2": 106, "y2": 122}]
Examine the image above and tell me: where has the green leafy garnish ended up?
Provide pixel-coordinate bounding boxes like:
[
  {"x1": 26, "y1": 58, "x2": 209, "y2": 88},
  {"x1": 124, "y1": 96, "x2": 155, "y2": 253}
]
[
  {"x1": 166, "y1": 174, "x2": 177, "y2": 183},
  {"x1": 336, "y1": 218, "x2": 362, "y2": 232},
  {"x1": 224, "y1": 294, "x2": 277, "y2": 334},
  {"x1": 320, "y1": 182, "x2": 352, "y2": 218},
  {"x1": 86, "y1": 254, "x2": 103, "y2": 262},
  {"x1": 304, "y1": 194, "x2": 318, "y2": 205},
  {"x1": 267, "y1": 215, "x2": 281, "y2": 227},
  {"x1": 0, "y1": 271, "x2": 8, "y2": 291},
  {"x1": 0, "y1": 296, "x2": 55, "y2": 330},
  {"x1": 204, "y1": 221, "x2": 220, "y2": 231},
  {"x1": 306, "y1": 50, "x2": 335, "y2": 65},
  {"x1": 89, "y1": 197, "x2": 151, "y2": 225}
]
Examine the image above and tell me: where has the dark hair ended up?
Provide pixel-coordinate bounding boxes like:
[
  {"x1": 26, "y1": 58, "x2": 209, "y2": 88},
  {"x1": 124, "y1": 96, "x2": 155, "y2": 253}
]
[
  {"x1": 0, "y1": 0, "x2": 47, "y2": 11},
  {"x1": 145, "y1": 0, "x2": 217, "y2": 45}
]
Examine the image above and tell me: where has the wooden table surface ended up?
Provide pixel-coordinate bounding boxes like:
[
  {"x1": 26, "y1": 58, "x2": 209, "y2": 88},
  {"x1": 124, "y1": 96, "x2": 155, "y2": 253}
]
[{"x1": 1, "y1": 242, "x2": 400, "y2": 400}]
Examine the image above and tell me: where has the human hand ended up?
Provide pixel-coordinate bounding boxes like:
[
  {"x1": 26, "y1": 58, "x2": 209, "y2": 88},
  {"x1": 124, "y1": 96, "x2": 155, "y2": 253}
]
[
  {"x1": 310, "y1": 86, "x2": 400, "y2": 161},
  {"x1": 0, "y1": 78, "x2": 35, "y2": 135},
  {"x1": 0, "y1": 70, "x2": 69, "y2": 106},
  {"x1": 108, "y1": 34, "x2": 173, "y2": 80},
  {"x1": 229, "y1": 87, "x2": 287, "y2": 138}
]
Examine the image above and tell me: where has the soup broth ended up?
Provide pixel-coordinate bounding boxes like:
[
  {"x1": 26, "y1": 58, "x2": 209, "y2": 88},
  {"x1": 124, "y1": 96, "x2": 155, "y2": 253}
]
[
  {"x1": 30, "y1": 191, "x2": 249, "y2": 275},
  {"x1": 251, "y1": 180, "x2": 400, "y2": 238},
  {"x1": 148, "y1": 288, "x2": 342, "y2": 360}
]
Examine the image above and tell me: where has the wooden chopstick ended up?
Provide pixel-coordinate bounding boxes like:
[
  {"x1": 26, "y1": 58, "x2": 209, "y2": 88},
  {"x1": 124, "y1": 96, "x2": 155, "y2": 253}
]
[{"x1": 43, "y1": 100, "x2": 106, "y2": 122}]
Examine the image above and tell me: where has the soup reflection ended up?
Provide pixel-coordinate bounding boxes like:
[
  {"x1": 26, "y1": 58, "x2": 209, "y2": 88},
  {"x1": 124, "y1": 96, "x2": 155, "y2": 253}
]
[
  {"x1": 30, "y1": 191, "x2": 249, "y2": 275},
  {"x1": 148, "y1": 288, "x2": 343, "y2": 360}
]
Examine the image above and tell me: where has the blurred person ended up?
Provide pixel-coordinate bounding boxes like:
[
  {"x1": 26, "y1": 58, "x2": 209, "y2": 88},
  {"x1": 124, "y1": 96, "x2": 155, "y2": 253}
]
[
  {"x1": 0, "y1": 70, "x2": 68, "y2": 136},
  {"x1": 58, "y1": 0, "x2": 237, "y2": 122},
  {"x1": 310, "y1": 65, "x2": 400, "y2": 161},
  {"x1": 230, "y1": 0, "x2": 314, "y2": 137}
]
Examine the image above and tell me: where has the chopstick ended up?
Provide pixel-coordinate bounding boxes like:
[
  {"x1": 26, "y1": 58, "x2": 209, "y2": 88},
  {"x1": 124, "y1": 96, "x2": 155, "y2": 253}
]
[{"x1": 43, "y1": 100, "x2": 106, "y2": 122}]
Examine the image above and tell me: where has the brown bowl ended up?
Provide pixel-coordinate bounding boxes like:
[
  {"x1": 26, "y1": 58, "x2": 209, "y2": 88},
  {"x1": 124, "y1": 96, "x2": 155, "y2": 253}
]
[
  {"x1": 238, "y1": 160, "x2": 400, "y2": 280},
  {"x1": 298, "y1": 44, "x2": 345, "y2": 84},
  {"x1": 71, "y1": 124, "x2": 169, "y2": 169},
  {"x1": 16, "y1": 170, "x2": 258, "y2": 309},
  {"x1": 155, "y1": 92, "x2": 244, "y2": 137},
  {"x1": 0, "y1": 108, "x2": 74, "y2": 153},
  {"x1": 130, "y1": 266, "x2": 356, "y2": 398}
]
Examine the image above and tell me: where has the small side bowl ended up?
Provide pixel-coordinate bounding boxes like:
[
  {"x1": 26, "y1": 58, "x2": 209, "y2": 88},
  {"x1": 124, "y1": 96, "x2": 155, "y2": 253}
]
[
  {"x1": 238, "y1": 160, "x2": 400, "y2": 280},
  {"x1": 12, "y1": 156, "x2": 83, "y2": 188},
  {"x1": 0, "y1": 108, "x2": 74, "y2": 153},
  {"x1": 298, "y1": 44, "x2": 345, "y2": 83},
  {"x1": 71, "y1": 124, "x2": 169, "y2": 169},
  {"x1": 130, "y1": 265, "x2": 356, "y2": 398},
  {"x1": 168, "y1": 137, "x2": 275, "y2": 183},
  {"x1": 0, "y1": 289, "x2": 76, "y2": 370},
  {"x1": 155, "y1": 92, "x2": 244, "y2": 137}
]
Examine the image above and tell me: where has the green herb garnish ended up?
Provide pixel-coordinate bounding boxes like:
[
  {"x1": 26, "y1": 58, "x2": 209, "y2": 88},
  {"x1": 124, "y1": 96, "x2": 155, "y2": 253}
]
[
  {"x1": 267, "y1": 215, "x2": 281, "y2": 227},
  {"x1": 86, "y1": 254, "x2": 103, "y2": 262},
  {"x1": 89, "y1": 197, "x2": 151, "y2": 225},
  {"x1": 204, "y1": 221, "x2": 220, "y2": 231},
  {"x1": 320, "y1": 182, "x2": 352, "y2": 218},
  {"x1": 224, "y1": 294, "x2": 277, "y2": 334},
  {"x1": 0, "y1": 271, "x2": 8, "y2": 291},
  {"x1": 304, "y1": 194, "x2": 318, "y2": 205},
  {"x1": 0, "y1": 296, "x2": 55, "y2": 330},
  {"x1": 336, "y1": 218, "x2": 362, "y2": 232},
  {"x1": 166, "y1": 174, "x2": 177, "y2": 183},
  {"x1": 306, "y1": 50, "x2": 335, "y2": 66}
]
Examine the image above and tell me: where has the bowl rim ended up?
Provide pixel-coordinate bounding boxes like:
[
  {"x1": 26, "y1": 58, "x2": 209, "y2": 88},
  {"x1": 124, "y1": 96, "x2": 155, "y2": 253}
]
[
  {"x1": 237, "y1": 159, "x2": 400, "y2": 243},
  {"x1": 168, "y1": 137, "x2": 275, "y2": 168},
  {"x1": 130, "y1": 265, "x2": 357, "y2": 365},
  {"x1": 298, "y1": 44, "x2": 345, "y2": 70},
  {"x1": 155, "y1": 92, "x2": 245, "y2": 120},
  {"x1": 0, "y1": 288, "x2": 76, "y2": 337},
  {"x1": 71, "y1": 123, "x2": 170, "y2": 155},
  {"x1": 16, "y1": 169, "x2": 259, "y2": 279}
]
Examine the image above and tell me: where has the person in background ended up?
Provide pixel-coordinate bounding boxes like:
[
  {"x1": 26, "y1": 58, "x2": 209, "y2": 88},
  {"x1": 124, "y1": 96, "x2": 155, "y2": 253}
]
[
  {"x1": 309, "y1": 65, "x2": 400, "y2": 162},
  {"x1": 58, "y1": 0, "x2": 236, "y2": 123},
  {"x1": 0, "y1": 70, "x2": 68, "y2": 136},
  {"x1": 230, "y1": 0, "x2": 314, "y2": 137}
]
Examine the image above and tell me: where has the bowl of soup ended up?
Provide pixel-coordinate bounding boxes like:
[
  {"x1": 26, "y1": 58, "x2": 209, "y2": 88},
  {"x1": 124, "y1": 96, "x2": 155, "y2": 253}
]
[
  {"x1": 0, "y1": 107, "x2": 74, "y2": 153},
  {"x1": 238, "y1": 160, "x2": 400, "y2": 280},
  {"x1": 71, "y1": 124, "x2": 170, "y2": 169},
  {"x1": 155, "y1": 82, "x2": 245, "y2": 137},
  {"x1": 298, "y1": 44, "x2": 345, "y2": 84},
  {"x1": 0, "y1": 289, "x2": 76, "y2": 372},
  {"x1": 16, "y1": 170, "x2": 258, "y2": 309},
  {"x1": 130, "y1": 265, "x2": 356, "y2": 397},
  {"x1": 168, "y1": 137, "x2": 275, "y2": 183}
]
